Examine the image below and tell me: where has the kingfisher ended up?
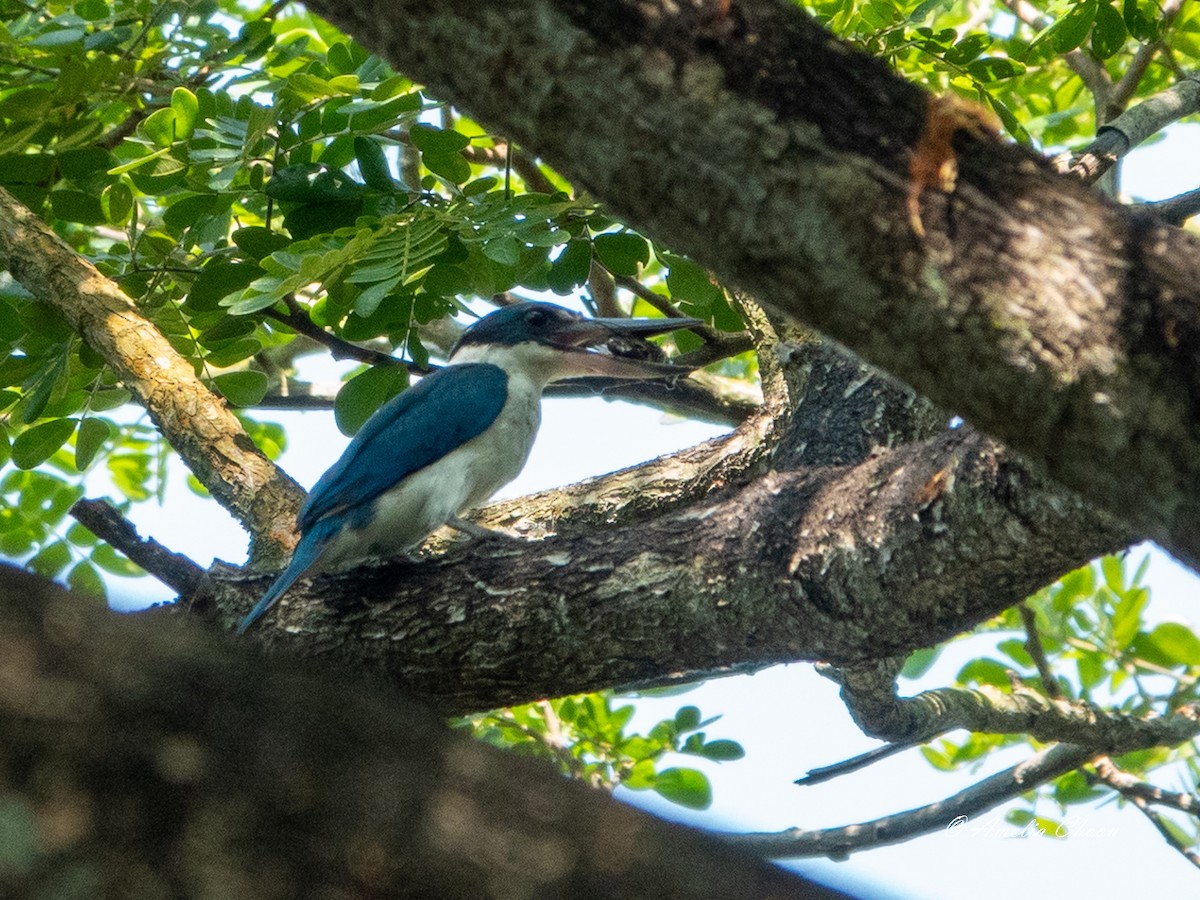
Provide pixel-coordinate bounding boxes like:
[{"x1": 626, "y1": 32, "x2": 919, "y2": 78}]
[{"x1": 237, "y1": 301, "x2": 700, "y2": 633}]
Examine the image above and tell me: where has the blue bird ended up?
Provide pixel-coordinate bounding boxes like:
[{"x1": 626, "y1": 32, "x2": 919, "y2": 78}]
[{"x1": 237, "y1": 301, "x2": 700, "y2": 633}]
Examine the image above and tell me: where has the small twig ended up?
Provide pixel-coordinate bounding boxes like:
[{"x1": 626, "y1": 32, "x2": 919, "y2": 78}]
[
  {"x1": 264, "y1": 296, "x2": 432, "y2": 374},
  {"x1": 731, "y1": 743, "x2": 1099, "y2": 859},
  {"x1": 795, "y1": 740, "x2": 922, "y2": 787},
  {"x1": 70, "y1": 498, "x2": 205, "y2": 598},
  {"x1": 1018, "y1": 602, "x2": 1063, "y2": 699},
  {"x1": 460, "y1": 142, "x2": 558, "y2": 194},
  {"x1": 1093, "y1": 756, "x2": 1200, "y2": 814},
  {"x1": 607, "y1": 268, "x2": 730, "y2": 347},
  {"x1": 1093, "y1": 756, "x2": 1200, "y2": 868}
]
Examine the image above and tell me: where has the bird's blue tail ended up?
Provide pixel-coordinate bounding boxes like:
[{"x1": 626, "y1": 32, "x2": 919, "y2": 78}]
[{"x1": 236, "y1": 523, "x2": 336, "y2": 635}]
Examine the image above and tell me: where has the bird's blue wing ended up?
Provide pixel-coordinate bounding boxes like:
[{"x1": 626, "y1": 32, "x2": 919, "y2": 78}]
[{"x1": 298, "y1": 363, "x2": 508, "y2": 531}]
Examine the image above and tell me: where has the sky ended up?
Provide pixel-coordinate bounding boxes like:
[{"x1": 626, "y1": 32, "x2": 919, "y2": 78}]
[{"x1": 38, "y1": 124, "x2": 1200, "y2": 898}]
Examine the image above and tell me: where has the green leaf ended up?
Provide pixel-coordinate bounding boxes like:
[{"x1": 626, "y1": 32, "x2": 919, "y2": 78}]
[
  {"x1": 354, "y1": 136, "x2": 395, "y2": 191},
  {"x1": 594, "y1": 233, "x2": 650, "y2": 277},
  {"x1": 956, "y1": 657, "x2": 1012, "y2": 688},
  {"x1": 1091, "y1": 2, "x2": 1127, "y2": 57},
  {"x1": 482, "y1": 236, "x2": 521, "y2": 267},
  {"x1": 74, "y1": 417, "x2": 111, "y2": 470},
  {"x1": 900, "y1": 646, "x2": 941, "y2": 679},
  {"x1": 1100, "y1": 553, "x2": 1124, "y2": 592},
  {"x1": 171, "y1": 87, "x2": 200, "y2": 139},
  {"x1": 188, "y1": 261, "x2": 264, "y2": 311},
  {"x1": 101, "y1": 182, "x2": 133, "y2": 225},
  {"x1": 232, "y1": 227, "x2": 291, "y2": 261},
  {"x1": 1148, "y1": 622, "x2": 1200, "y2": 666},
  {"x1": 1053, "y1": 0, "x2": 1098, "y2": 53},
  {"x1": 1123, "y1": 0, "x2": 1158, "y2": 41},
  {"x1": 91, "y1": 543, "x2": 144, "y2": 577},
  {"x1": 944, "y1": 33, "x2": 993, "y2": 65},
  {"x1": 49, "y1": 190, "x2": 105, "y2": 226},
  {"x1": 965, "y1": 57, "x2": 1027, "y2": 82},
  {"x1": 29, "y1": 27, "x2": 86, "y2": 48},
  {"x1": 29, "y1": 540, "x2": 71, "y2": 579},
  {"x1": 11, "y1": 418, "x2": 77, "y2": 469},
  {"x1": 674, "y1": 705, "x2": 701, "y2": 732},
  {"x1": 422, "y1": 151, "x2": 471, "y2": 184},
  {"x1": 409, "y1": 124, "x2": 471, "y2": 154},
  {"x1": 57, "y1": 147, "x2": 115, "y2": 180},
  {"x1": 141, "y1": 106, "x2": 180, "y2": 148},
  {"x1": 67, "y1": 559, "x2": 105, "y2": 598},
  {"x1": 653, "y1": 768, "x2": 712, "y2": 810},
  {"x1": 1111, "y1": 586, "x2": 1148, "y2": 647},
  {"x1": 212, "y1": 371, "x2": 269, "y2": 407},
  {"x1": 547, "y1": 239, "x2": 592, "y2": 294},
  {"x1": 334, "y1": 366, "x2": 409, "y2": 436},
  {"x1": 695, "y1": 739, "x2": 745, "y2": 761}
]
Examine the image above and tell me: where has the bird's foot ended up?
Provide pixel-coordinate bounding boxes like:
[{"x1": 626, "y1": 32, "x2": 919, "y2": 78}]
[{"x1": 447, "y1": 515, "x2": 520, "y2": 542}]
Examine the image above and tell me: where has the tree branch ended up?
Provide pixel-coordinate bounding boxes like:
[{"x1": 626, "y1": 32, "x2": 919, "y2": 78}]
[
  {"x1": 1068, "y1": 70, "x2": 1200, "y2": 184},
  {"x1": 197, "y1": 429, "x2": 1123, "y2": 715},
  {"x1": 1145, "y1": 187, "x2": 1200, "y2": 226},
  {"x1": 299, "y1": 0, "x2": 1200, "y2": 570},
  {"x1": 1094, "y1": 757, "x2": 1200, "y2": 868},
  {"x1": 0, "y1": 186, "x2": 303, "y2": 563},
  {"x1": 69, "y1": 498, "x2": 205, "y2": 598},
  {"x1": 824, "y1": 660, "x2": 1200, "y2": 752},
  {"x1": 264, "y1": 296, "x2": 430, "y2": 373},
  {"x1": 731, "y1": 743, "x2": 1099, "y2": 859},
  {"x1": 0, "y1": 564, "x2": 854, "y2": 900}
]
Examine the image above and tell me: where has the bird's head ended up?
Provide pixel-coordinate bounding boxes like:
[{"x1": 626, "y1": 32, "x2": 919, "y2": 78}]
[{"x1": 448, "y1": 301, "x2": 701, "y2": 383}]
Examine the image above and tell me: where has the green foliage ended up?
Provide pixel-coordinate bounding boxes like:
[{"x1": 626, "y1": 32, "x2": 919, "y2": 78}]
[
  {"x1": 461, "y1": 694, "x2": 743, "y2": 810},
  {"x1": 0, "y1": 0, "x2": 1197, "y2": 832},
  {"x1": 0, "y1": 0, "x2": 746, "y2": 594},
  {"x1": 913, "y1": 553, "x2": 1200, "y2": 847}
]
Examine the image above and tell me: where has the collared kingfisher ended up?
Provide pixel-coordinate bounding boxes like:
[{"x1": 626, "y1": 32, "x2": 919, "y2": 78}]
[{"x1": 237, "y1": 301, "x2": 700, "y2": 633}]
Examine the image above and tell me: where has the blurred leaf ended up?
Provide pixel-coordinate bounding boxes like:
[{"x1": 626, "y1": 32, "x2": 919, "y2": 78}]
[
  {"x1": 652, "y1": 767, "x2": 713, "y2": 810},
  {"x1": 1147, "y1": 622, "x2": 1200, "y2": 666},
  {"x1": 11, "y1": 418, "x2": 77, "y2": 469},
  {"x1": 74, "y1": 417, "x2": 112, "y2": 470},
  {"x1": 67, "y1": 558, "x2": 105, "y2": 598},
  {"x1": 212, "y1": 371, "x2": 270, "y2": 407},
  {"x1": 594, "y1": 232, "x2": 650, "y2": 277},
  {"x1": 334, "y1": 365, "x2": 409, "y2": 436},
  {"x1": 1091, "y1": 2, "x2": 1127, "y2": 58},
  {"x1": 900, "y1": 646, "x2": 941, "y2": 679},
  {"x1": 91, "y1": 543, "x2": 144, "y2": 577},
  {"x1": 1052, "y1": 0, "x2": 1099, "y2": 53}
]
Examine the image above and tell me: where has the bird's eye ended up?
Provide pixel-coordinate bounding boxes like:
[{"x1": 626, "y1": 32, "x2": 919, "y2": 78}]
[{"x1": 525, "y1": 309, "x2": 549, "y2": 328}]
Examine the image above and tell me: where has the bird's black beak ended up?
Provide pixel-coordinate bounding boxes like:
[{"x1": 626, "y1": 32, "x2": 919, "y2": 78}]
[{"x1": 547, "y1": 314, "x2": 702, "y2": 380}]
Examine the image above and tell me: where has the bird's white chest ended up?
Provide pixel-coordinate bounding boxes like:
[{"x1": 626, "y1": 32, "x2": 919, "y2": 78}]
[{"x1": 321, "y1": 372, "x2": 542, "y2": 567}]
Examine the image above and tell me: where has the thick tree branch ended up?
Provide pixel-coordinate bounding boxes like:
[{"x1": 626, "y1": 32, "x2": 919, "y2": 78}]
[
  {"x1": 0, "y1": 564, "x2": 854, "y2": 900},
  {"x1": 205, "y1": 429, "x2": 1124, "y2": 715},
  {"x1": 300, "y1": 0, "x2": 1200, "y2": 569},
  {"x1": 1145, "y1": 187, "x2": 1200, "y2": 226},
  {"x1": 0, "y1": 186, "x2": 304, "y2": 563}
]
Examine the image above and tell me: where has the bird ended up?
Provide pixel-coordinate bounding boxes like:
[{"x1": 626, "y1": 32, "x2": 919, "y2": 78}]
[{"x1": 236, "y1": 300, "x2": 701, "y2": 634}]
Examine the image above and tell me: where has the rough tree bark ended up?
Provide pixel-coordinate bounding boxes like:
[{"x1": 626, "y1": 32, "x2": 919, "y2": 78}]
[
  {"x1": 0, "y1": 565, "x2": 853, "y2": 900},
  {"x1": 300, "y1": 0, "x2": 1200, "y2": 568}
]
